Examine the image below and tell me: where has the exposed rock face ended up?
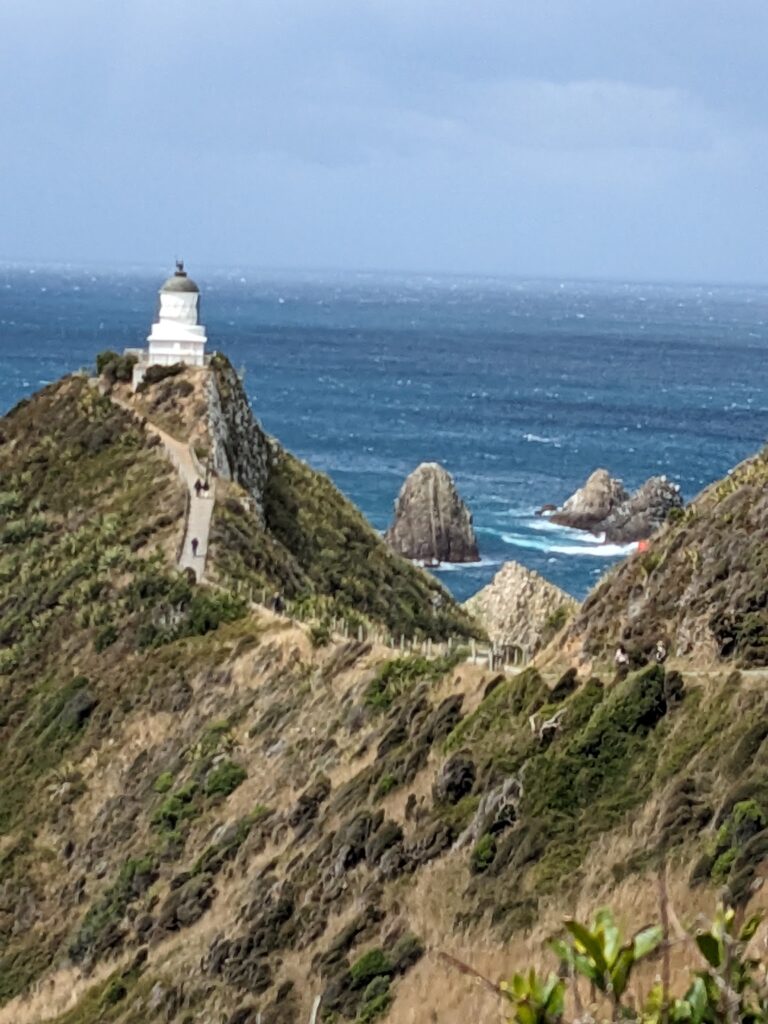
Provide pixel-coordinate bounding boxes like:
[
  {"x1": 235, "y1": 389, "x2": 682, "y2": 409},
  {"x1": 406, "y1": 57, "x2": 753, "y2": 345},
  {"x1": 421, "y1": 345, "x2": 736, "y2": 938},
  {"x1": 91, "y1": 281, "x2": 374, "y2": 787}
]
[
  {"x1": 384, "y1": 462, "x2": 480, "y2": 563},
  {"x1": 602, "y1": 475, "x2": 683, "y2": 542},
  {"x1": 550, "y1": 469, "x2": 629, "y2": 532},
  {"x1": 464, "y1": 561, "x2": 577, "y2": 654},
  {"x1": 550, "y1": 469, "x2": 682, "y2": 542},
  {"x1": 206, "y1": 357, "x2": 271, "y2": 525}
]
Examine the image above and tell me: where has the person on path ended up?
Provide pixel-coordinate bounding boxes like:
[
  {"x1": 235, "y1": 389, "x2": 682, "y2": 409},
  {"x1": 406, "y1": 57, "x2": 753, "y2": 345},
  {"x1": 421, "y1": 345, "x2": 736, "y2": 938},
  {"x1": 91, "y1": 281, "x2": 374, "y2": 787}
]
[
  {"x1": 614, "y1": 644, "x2": 629, "y2": 672},
  {"x1": 655, "y1": 639, "x2": 668, "y2": 664},
  {"x1": 191, "y1": 537, "x2": 199, "y2": 558},
  {"x1": 194, "y1": 479, "x2": 203, "y2": 498}
]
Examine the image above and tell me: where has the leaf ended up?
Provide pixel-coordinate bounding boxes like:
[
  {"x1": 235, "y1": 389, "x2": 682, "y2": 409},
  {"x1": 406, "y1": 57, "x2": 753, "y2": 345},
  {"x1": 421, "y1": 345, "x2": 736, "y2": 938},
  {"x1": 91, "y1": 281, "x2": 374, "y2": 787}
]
[
  {"x1": 695, "y1": 931, "x2": 721, "y2": 969},
  {"x1": 633, "y1": 924, "x2": 663, "y2": 961},
  {"x1": 564, "y1": 920, "x2": 608, "y2": 975},
  {"x1": 511, "y1": 974, "x2": 528, "y2": 999},
  {"x1": 549, "y1": 939, "x2": 573, "y2": 965},
  {"x1": 515, "y1": 1000, "x2": 537, "y2": 1024},
  {"x1": 669, "y1": 997, "x2": 693, "y2": 1022},
  {"x1": 739, "y1": 913, "x2": 763, "y2": 942},
  {"x1": 573, "y1": 952, "x2": 599, "y2": 985},
  {"x1": 544, "y1": 978, "x2": 565, "y2": 1020},
  {"x1": 602, "y1": 921, "x2": 622, "y2": 967},
  {"x1": 610, "y1": 947, "x2": 635, "y2": 1000},
  {"x1": 686, "y1": 976, "x2": 708, "y2": 1022}
]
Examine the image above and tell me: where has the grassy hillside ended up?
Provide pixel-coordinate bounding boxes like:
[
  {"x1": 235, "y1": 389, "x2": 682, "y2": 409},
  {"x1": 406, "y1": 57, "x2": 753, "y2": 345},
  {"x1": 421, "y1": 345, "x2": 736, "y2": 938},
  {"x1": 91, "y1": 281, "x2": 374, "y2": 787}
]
[
  {"x1": 212, "y1": 445, "x2": 479, "y2": 640},
  {"x1": 2, "y1": 376, "x2": 768, "y2": 1024},
  {"x1": 568, "y1": 445, "x2": 768, "y2": 668}
]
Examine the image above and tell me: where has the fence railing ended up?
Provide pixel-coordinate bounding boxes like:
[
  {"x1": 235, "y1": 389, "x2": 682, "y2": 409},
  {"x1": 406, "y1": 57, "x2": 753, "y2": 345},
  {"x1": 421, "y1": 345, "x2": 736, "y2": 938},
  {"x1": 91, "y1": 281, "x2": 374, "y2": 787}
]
[{"x1": 223, "y1": 577, "x2": 530, "y2": 670}]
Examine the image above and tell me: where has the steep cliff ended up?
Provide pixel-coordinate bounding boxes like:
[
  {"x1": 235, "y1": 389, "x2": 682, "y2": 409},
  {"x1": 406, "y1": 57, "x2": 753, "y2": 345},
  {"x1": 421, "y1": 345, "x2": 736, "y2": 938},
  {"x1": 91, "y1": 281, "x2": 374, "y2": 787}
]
[
  {"x1": 464, "y1": 561, "x2": 578, "y2": 655},
  {"x1": 384, "y1": 463, "x2": 479, "y2": 563},
  {"x1": 206, "y1": 355, "x2": 270, "y2": 525}
]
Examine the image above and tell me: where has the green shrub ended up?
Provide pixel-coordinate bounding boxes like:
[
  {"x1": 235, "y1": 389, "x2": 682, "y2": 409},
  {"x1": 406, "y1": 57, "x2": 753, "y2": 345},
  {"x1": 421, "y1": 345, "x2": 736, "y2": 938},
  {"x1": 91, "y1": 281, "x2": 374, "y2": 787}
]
[
  {"x1": 204, "y1": 760, "x2": 247, "y2": 799},
  {"x1": 358, "y1": 988, "x2": 392, "y2": 1022},
  {"x1": 153, "y1": 771, "x2": 174, "y2": 794},
  {"x1": 350, "y1": 948, "x2": 393, "y2": 988},
  {"x1": 94, "y1": 623, "x2": 118, "y2": 652},
  {"x1": 152, "y1": 784, "x2": 199, "y2": 832},
  {"x1": 95, "y1": 350, "x2": 120, "y2": 375},
  {"x1": 1, "y1": 516, "x2": 47, "y2": 545},
  {"x1": 374, "y1": 774, "x2": 397, "y2": 800},
  {"x1": 101, "y1": 977, "x2": 127, "y2": 1006},
  {"x1": 471, "y1": 832, "x2": 497, "y2": 873},
  {"x1": 95, "y1": 350, "x2": 136, "y2": 384},
  {"x1": 182, "y1": 590, "x2": 247, "y2": 638},
  {"x1": 364, "y1": 652, "x2": 462, "y2": 712},
  {"x1": 70, "y1": 856, "x2": 157, "y2": 961},
  {"x1": 390, "y1": 933, "x2": 425, "y2": 973},
  {"x1": 139, "y1": 362, "x2": 185, "y2": 386},
  {"x1": 310, "y1": 622, "x2": 332, "y2": 648}
]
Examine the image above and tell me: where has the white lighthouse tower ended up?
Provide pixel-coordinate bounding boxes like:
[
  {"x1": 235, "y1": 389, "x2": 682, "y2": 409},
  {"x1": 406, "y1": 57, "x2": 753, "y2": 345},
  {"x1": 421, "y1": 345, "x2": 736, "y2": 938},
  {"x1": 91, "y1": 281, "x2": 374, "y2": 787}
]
[{"x1": 146, "y1": 260, "x2": 207, "y2": 367}]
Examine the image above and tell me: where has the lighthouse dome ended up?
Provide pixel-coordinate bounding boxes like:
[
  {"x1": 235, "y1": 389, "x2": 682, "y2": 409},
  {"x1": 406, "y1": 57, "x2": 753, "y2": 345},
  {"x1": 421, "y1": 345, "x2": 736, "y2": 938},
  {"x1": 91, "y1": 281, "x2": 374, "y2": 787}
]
[{"x1": 161, "y1": 259, "x2": 199, "y2": 294}]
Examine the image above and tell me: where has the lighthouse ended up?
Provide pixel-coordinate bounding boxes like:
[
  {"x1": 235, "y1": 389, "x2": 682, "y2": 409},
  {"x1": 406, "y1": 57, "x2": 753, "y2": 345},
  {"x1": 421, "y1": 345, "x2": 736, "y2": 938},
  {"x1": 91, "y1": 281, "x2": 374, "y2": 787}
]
[
  {"x1": 146, "y1": 260, "x2": 207, "y2": 367},
  {"x1": 129, "y1": 261, "x2": 209, "y2": 388}
]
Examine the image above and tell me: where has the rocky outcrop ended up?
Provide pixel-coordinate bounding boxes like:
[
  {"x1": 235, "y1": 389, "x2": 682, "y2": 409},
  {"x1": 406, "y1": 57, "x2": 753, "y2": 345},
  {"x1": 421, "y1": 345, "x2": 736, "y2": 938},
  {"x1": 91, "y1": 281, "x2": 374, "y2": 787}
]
[
  {"x1": 549, "y1": 469, "x2": 629, "y2": 532},
  {"x1": 550, "y1": 468, "x2": 682, "y2": 542},
  {"x1": 464, "y1": 561, "x2": 577, "y2": 654},
  {"x1": 207, "y1": 356, "x2": 271, "y2": 525},
  {"x1": 384, "y1": 463, "x2": 480, "y2": 563},
  {"x1": 601, "y1": 475, "x2": 683, "y2": 542}
]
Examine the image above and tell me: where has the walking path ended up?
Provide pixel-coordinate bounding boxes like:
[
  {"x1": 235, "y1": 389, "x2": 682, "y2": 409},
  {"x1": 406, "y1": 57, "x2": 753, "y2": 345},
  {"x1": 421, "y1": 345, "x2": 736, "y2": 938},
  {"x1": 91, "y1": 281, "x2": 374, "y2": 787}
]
[
  {"x1": 108, "y1": 391, "x2": 214, "y2": 581},
  {"x1": 159, "y1": 428, "x2": 215, "y2": 581}
]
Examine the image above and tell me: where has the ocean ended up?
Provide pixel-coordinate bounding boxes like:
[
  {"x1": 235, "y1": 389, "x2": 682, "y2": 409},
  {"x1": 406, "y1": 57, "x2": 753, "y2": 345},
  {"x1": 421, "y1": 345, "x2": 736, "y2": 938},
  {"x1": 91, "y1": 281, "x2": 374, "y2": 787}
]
[{"x1": 2, "y1": 263, "x2": 767, "y2": 602}]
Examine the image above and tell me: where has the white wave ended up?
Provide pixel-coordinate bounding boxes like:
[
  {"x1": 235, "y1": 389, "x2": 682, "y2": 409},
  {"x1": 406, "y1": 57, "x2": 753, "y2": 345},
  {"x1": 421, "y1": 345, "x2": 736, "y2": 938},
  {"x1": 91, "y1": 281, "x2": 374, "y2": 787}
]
[
  {"x1": 501, "y1": 531, "x2": 634, "y2": 558},
  {"x1": 549, "y1": 542, "x2": 635, "y2": 558},
  {"x1": 522, "y1": 432, "x2": 561, "y2": 446},
  {"x1": 431, "y1": 557, "x2": 502, "y2": 572},
  {"x1": 528, "y1": 519, "x2": 607, "y2": 544}
]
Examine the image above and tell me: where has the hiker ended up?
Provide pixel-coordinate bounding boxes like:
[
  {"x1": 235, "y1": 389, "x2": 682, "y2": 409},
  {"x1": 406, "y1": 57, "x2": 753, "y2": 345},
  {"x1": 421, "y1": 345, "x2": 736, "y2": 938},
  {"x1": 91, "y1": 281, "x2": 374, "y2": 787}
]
[
  {"x1": 272, "y1": 592, "x2": 285, "y2": 614},
  {"x1": 194, "y1": 479, "x2": 203, "y2": 498},
  {"x1": 614, "y1": 644, "x2": 629, "y2": 668},
  {"x1": 191, "y1": 537, "x2": 199, "y2": 557},
  {"x1": 655, "y1": 639, "x2": 668, "y2": 664}
]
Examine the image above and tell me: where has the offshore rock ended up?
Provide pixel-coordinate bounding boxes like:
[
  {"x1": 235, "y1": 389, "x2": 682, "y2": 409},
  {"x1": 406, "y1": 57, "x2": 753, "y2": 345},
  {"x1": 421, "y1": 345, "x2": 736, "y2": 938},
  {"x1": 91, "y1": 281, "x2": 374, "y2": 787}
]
[
  {"x1": 602, "y1": 475, "x2": 683, "y2": 542},
  {"x1": 550, "y1": 469, "x2": 682, "y2": 542},
  {"x1": 550, "y1": 469, "x2": 629, "y2": 532},
  {"x1": 384, "y1": 462, "x2": 480, "y2": 563},
  {"x1": 464, "y1": 561, "x2": 577, "y2": 655}
]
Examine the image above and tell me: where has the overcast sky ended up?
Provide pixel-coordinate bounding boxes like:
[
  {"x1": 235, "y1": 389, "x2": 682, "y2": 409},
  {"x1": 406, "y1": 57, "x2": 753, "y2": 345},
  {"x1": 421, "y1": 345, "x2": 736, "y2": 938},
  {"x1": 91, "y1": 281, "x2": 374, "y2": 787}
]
[{"x1": 2, "y1": 1, "x2": 767, "y2": 282}]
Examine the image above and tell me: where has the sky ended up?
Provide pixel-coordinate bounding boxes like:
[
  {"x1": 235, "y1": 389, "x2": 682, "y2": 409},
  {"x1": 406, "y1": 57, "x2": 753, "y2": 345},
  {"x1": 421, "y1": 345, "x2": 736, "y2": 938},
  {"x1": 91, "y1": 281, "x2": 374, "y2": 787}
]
[{"x1": 1, "y1": 1, "x2": 767, "y2": 282}]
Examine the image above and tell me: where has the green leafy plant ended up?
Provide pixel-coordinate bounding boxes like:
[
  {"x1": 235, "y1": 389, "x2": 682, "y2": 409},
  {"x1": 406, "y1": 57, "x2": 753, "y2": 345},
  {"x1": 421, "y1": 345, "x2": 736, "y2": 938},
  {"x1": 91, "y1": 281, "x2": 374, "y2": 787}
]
[
  {"x1": 551, "y1": 908, "x2": 662, "y2": 1008},
  {"x1": 499, "y1": 969, "x2": 565, "y2": 1024}
]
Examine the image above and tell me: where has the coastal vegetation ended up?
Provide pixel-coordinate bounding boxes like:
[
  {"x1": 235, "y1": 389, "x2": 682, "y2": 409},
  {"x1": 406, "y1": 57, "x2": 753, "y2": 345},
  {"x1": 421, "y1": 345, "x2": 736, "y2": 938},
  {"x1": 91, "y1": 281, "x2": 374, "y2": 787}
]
[{"x1": 0, "y1": 370, "x2": 767, "y2": 1023}]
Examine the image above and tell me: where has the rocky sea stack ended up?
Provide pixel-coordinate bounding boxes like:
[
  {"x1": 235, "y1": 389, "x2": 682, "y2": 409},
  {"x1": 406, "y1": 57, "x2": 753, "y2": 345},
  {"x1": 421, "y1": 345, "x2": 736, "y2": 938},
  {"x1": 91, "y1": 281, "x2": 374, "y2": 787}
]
[
  {"x1": 464, "y1": 561, "x2": 578, "y2": 656},
  {"x1": 549, "y1": 467, "x2": 683, "y2": 542},
  {"x1": 384, "y1": 462, "x2": 480, "y2": 563}
]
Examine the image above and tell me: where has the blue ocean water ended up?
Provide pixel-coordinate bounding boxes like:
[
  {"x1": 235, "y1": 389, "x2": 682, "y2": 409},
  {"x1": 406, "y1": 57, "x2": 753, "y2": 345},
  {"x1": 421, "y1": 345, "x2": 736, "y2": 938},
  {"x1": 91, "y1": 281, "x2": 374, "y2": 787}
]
[{"x1": 2, "y1": 263, "x2": 767, "y2": 601}]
